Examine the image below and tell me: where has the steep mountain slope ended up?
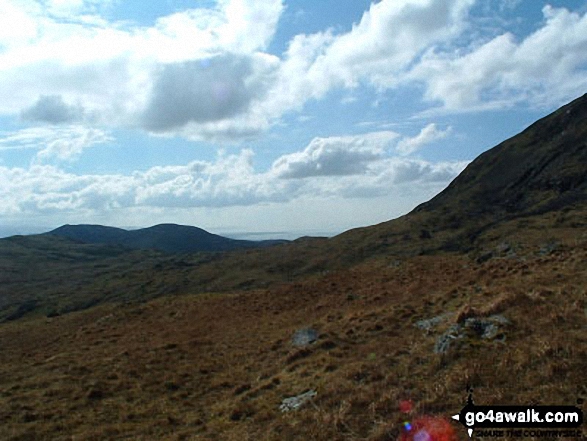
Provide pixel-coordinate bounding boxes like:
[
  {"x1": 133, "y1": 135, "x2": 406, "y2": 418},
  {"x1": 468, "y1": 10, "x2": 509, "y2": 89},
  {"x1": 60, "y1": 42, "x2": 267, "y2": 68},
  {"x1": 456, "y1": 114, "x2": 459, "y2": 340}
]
[
  {"x1": 47, "y1": 223, "x2": 288, "y2": 254},
  {"x1": 420, "y1": 93, "x2": 587, "y2": 218},
  {"x1": 329, "y1": 93, "x2": 587, "y2": 259}
]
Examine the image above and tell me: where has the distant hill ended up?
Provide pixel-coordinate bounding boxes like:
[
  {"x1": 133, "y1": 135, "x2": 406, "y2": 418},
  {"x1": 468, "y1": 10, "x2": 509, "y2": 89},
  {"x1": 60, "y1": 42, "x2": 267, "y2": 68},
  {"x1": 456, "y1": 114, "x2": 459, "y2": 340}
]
[
  {"x1": 2, "y1": 93, "x2": 587, "y2": 323},
  {"x1": 46, "y1": 223, "x2": 288, "y2": 254}
]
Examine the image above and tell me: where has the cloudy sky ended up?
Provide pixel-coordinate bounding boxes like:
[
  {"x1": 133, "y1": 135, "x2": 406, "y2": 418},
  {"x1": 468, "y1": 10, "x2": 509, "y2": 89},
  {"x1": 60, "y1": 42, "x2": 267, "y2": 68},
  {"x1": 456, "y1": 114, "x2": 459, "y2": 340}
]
[{"x1": 1, "y1": 0, "x2": 586, "y2": 239}]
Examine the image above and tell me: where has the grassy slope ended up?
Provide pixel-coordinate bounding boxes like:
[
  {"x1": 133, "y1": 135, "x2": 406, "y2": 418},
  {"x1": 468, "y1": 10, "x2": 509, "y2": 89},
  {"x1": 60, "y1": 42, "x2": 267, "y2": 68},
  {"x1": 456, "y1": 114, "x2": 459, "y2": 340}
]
[
  {"x1": 1, "y1": 95, "x2": 587, "y2": 439},
  {"x1": 0, "y1": 234, "x2": 328, "y2": 322},
  {"x1": 0, "y1": 211, "x2": 586, "y2": 440}
]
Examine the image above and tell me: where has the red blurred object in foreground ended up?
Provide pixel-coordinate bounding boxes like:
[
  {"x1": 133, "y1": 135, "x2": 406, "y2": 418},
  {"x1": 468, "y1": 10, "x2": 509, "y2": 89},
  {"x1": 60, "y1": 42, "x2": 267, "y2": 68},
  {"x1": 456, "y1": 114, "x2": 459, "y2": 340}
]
[
  {"x1": 398, "y1": 415, "x2": 459, "y2": 441},
  {"x1": 399, "y1": 399, "x2": 414, "y2": 414}
]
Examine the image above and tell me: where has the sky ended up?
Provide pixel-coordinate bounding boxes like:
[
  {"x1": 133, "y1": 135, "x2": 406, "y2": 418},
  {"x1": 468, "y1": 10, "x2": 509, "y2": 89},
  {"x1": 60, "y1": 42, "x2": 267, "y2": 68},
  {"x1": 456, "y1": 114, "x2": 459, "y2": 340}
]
[{"x1": 0, "y1": 0, "x2": 586, "y2": 239}]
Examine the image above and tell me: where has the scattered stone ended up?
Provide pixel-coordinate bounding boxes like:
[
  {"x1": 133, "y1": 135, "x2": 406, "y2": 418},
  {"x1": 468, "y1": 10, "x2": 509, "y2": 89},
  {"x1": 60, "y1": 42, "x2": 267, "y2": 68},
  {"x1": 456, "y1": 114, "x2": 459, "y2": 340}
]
[
  {"x1": 292, "y1": 328, "x2": 319, "y2": 347},
  {"x1": 434, "y1": 324, "x2": 462, "y2": 354},
  {"x1": 465, "y1": 314, "x2": 509, "y2": 340},
  {"x1": 427, "y1": 314, "x2": 510, "y2": 354},
  {"x1": 279, "y1": 390, "x2": 317, "y2": 412},
  {"x1": 414, "y1": 313, "x2": 453, "y2": 333}
]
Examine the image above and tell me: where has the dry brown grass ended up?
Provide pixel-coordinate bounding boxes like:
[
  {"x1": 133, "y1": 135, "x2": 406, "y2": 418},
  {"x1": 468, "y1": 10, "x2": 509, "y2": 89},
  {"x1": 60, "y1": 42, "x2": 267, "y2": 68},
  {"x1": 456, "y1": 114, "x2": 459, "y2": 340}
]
[{"x1": 1, "y1": 223, "x2": 586, "y2": 440}]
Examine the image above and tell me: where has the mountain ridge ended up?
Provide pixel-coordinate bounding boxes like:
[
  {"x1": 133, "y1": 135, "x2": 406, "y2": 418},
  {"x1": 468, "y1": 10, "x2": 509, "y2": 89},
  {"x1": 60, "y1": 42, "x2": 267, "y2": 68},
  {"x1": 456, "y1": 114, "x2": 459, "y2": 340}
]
[
  {"x1": 46, "y1": 223, "x2": 289, "y2": 254},
  {"x1": 1, "y1": 93, "x2": 586, "y2": 322}
]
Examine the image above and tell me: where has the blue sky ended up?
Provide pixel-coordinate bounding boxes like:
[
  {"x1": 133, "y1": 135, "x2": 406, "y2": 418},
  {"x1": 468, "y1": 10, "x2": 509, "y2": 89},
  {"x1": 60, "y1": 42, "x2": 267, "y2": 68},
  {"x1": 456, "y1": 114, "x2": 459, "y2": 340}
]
[{"x1": 0, "y1": 0, "x2": 586, "y2": 239}]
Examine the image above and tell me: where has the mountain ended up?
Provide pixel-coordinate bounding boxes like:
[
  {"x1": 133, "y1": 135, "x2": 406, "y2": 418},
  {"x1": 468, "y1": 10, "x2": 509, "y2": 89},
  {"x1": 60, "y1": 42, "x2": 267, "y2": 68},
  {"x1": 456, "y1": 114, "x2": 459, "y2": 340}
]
[
  {"x1": 2, "y1": 93, "x2": 587, "y2": 322},
  {"x1": 420, "y1": 93, "x2": 587, "y2": 218},
  {"x1": 46, "y1": 223, "x2": 288, "y2": 254},
  {"x1": 328, "y1": 92, "x2": 587, "y2": 259},
  {"x1": 1, "y1": 95, "x2": 587, "y2": 440}
]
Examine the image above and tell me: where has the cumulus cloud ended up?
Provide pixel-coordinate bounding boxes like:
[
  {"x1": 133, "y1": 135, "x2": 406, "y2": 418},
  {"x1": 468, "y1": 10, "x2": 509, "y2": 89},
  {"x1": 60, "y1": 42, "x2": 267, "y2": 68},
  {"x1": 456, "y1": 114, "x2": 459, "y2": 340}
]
[
  {"x1": 409, "y1": 5, "x2": 587, "y2": 110},
  {"x1": 272, "y1": 131, "x2": 398, "y2": 179},
  {"x1": 0, "y1": 1, "x2": 40, "y2": 49},
  {"x1": 215, "y1": 0, "x2": 285, "y2": 53},
  {"x1": 387, "y1": 157, "x2": 465, "y2": 184},
  {"x1": 395, "y1": 123, "x2": 451, "y2": 155},
  {"x1": 262, "y1": 0, "x2": 475, "y2": 118},
  {"x1": 141, "y1": 54, "x2": 275, "y2": 132},
  {"x1": 21, "y1": 95, "x2": 84, "y2": 124},
  {"x1": 0, "y1": 129, "x2": 467, "y2": 216},
  {"x1": 0, "y1": 0, "x2": 285, "y2": 140},
  {"x1": 134, "y1": 150, "x2": 294, "y2": 208},
  {"x1": 311, "y1": 0, "x2": 474, "y2": 89},
  {"x1": 266, "y1": 1, "x2": 587, "y2": 119},
  {"x1": 44, "y1": 0, "x2": 114, "y2": 18},
  {"x1": 0, "y1": 0, "x2": 585, "y2": 142}
]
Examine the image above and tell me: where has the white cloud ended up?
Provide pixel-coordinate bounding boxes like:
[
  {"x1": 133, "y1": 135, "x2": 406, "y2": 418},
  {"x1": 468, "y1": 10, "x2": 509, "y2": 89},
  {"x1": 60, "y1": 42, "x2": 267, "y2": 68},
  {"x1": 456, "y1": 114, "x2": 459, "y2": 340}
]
[
  {"x1": 272, "y1": 131, "x2": 398, "y2": 179},
  {"x1": 44, "y1": 0, "x2": 97, "y2": 17},
  {"x1": 0, "y1": 130, "x2": 467, "y2": 216},
  {"x1": 0, "y1": 1, "x2": 40, "y2": 49},
  {"x1": 309, "y1": 0, "x2": 475, "y2": 90},
  {"x1": 134, "y1": 150, "x2": 294, "y2": 208},
  {"x1": 395, "y1": 123, "x2": 451, "y2": 155},
  {"x1": 216, "y1": 0, "x2": 285, "y2": 53},
  {"x1": 0, "y1": 0, "x2": 284, "y2": 140},
  {"x1": 261, "y1": 0, "x2": 475, "y2": 119},
  {"x1": 408, "y1": 5, "x2": 587, "y2": 110},
  {"x1": 0, "y1": 0, "x2": 585, "y2": 143},
  {"x1": 0, "y1": 125, "x2": 112, "y2": 162},
  {"x1": 0, "y1": 0, "x2": 480, "y2": 142}
]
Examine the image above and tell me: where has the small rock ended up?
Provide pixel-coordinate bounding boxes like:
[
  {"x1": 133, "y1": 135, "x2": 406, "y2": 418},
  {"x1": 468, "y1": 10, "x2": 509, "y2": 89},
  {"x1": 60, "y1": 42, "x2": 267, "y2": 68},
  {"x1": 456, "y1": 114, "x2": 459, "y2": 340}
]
[
  {"x1": 464, "y1": 315, "x2": 509, "y2": 339},
  {"x1": 432, "y1": 314, "x2": 509, "y2": 354},
  {"x1": 414, "y1": 313, "x2": 453, "y2": 333},
  {"x1": 434, "y1": 324, "x2": 462, "y2": 354},
  {"x1": 279, "y1": 390, "x2": 317, "y2": 412},
  {"x1": 292, "y1": 328, "x2": 319, "y2": 347}
]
